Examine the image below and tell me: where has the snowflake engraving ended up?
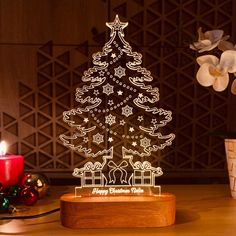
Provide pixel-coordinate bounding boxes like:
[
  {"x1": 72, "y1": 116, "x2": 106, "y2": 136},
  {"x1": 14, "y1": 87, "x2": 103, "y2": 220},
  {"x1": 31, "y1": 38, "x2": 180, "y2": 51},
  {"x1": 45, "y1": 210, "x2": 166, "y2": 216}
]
[
  {"x1": 103, "y1": 83, "x2": 114, "y2": 95},
  {"x1": 122, "y1": 105, "x2": 133, "y2": 117},
  {"x1": 105, "y1": 114, "x2": 116, "y2": 126},
  {"x1": 114, "y1": 66, "x2": 126, "y2": 78},
  {"x1": 140, "y1": 137, "x2": 151, "y2": 148},
  {"x1": 93, "y1": 133, "x2": 104, "y2": 145}
]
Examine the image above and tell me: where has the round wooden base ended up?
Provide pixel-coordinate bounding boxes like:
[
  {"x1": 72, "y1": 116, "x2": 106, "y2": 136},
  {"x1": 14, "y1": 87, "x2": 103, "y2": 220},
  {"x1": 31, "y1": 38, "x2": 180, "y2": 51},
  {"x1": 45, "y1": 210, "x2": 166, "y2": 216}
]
[{"x1": 60, "y1": 192, "x2": 176, "y2": 228}]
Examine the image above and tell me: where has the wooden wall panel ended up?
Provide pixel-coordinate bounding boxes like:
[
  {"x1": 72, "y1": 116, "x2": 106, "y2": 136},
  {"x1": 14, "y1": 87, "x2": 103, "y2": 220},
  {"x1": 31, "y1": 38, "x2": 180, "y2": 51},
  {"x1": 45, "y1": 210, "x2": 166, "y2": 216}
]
[
  {"x1": 0, "y1": 0, "x2": 107, "y2": 44},
  {"x1": 0, "y1": 0, "x2": 235, "y2": 182}
]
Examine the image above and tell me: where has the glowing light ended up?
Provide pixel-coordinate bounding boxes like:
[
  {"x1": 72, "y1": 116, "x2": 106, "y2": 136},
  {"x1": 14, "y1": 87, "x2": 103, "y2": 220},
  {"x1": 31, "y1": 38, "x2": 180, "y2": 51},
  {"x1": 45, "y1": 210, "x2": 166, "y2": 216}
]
[
  {"x1": 0, "y1": 141, "x2": 7, "y2": 156},
  {"x1": 59, "y1": 15, "x2": 174, "y2": 195}
]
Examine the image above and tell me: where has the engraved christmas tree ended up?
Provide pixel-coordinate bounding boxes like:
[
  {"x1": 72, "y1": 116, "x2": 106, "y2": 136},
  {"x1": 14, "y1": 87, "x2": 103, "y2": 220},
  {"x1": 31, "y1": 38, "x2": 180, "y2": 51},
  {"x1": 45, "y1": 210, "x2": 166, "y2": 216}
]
[{"x1": 60, "y1": 15, "x2": 175, "y2": 188}]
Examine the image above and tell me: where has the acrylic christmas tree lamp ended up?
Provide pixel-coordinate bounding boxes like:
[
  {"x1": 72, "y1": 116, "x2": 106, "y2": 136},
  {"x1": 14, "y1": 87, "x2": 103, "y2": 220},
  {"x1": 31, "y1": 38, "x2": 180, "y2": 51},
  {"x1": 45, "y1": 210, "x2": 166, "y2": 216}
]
[{"x1": 59, "y1": 15, "x2": 176, "y2": 228}]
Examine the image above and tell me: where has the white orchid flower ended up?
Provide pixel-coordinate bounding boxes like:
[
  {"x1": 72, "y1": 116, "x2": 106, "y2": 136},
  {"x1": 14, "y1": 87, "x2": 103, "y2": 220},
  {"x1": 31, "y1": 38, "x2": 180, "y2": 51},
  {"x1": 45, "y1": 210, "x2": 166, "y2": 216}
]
[
  {"x1": 190, "y1": 27, "x2": 229, "y2": 53},
  {"x1": 196, "y1": 55, "x2": 228, "y2": 91},
  {"x1": 196, "y1": 50, "x2": 236, "y2": 92},
  {"x1": 191, "y1": 27, "x2": 236, "y2": 95}
]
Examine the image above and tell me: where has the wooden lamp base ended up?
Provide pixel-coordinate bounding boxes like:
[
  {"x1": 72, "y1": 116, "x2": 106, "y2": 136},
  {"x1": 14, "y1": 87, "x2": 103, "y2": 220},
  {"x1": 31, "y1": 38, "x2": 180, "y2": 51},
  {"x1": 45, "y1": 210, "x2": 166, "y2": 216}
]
[{"x1": 60, "y1": 192, "x2": 176, "y2": 228}]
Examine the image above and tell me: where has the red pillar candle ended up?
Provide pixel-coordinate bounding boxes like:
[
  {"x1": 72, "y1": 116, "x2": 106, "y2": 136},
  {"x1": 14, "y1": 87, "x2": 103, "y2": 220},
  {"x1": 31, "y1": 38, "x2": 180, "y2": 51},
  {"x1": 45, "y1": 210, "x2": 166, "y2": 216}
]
[{"x1": 0, "y1": 141, "x2": 24, "y2": 188}]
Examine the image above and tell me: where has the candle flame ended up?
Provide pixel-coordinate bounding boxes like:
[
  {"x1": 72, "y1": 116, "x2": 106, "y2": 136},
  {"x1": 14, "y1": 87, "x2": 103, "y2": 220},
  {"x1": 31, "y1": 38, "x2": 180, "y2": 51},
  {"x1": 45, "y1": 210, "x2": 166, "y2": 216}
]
[{"x1": 0, "y1": 141, "x2": 7, "y2": 156}]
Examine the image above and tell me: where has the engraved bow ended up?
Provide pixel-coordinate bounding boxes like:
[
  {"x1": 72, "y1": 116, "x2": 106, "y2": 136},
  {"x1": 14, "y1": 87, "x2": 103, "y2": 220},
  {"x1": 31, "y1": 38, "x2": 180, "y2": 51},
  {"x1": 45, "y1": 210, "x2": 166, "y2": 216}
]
[{"x1": 108, "y1": 160, "x2": 128, "y2": 184}]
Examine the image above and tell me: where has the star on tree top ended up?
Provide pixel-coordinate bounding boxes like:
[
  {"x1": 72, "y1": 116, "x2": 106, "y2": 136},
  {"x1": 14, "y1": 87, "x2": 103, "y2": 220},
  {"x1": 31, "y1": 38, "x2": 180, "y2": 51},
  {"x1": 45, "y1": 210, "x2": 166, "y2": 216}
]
[{"x1": 106, "y1": 15, "x2": 128, "y2": 37}]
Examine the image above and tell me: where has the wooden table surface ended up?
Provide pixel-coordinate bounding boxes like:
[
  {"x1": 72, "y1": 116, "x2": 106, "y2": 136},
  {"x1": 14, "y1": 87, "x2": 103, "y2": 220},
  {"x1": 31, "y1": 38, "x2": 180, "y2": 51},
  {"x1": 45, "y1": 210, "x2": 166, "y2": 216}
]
[{"x1": 0, "y1": 184, "x2": 236, "y2": 235}]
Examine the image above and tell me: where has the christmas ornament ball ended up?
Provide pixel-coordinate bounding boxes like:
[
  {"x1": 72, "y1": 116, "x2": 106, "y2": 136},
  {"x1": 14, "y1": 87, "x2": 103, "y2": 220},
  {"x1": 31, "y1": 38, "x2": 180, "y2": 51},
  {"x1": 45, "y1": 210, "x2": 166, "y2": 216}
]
[
  {"x1": 0, "y1": 195, "x2": 10, "y2": 212},
  {"x1": 6, "y1": 185, "x2": 21, "y2": 204},
  {"x1": 22, "y1": 173, "x2": 49, "y2": 198},
  {"x1": 20, "y1": 186, "x2": 39, "y2": 206}
]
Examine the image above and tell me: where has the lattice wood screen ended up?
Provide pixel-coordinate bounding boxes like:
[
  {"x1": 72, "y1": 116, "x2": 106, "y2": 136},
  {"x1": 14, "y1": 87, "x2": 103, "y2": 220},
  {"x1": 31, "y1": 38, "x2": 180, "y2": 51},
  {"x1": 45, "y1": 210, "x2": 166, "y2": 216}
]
[{"x1": 0, "y1": 0, "x2": 235, "y2": 180}]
